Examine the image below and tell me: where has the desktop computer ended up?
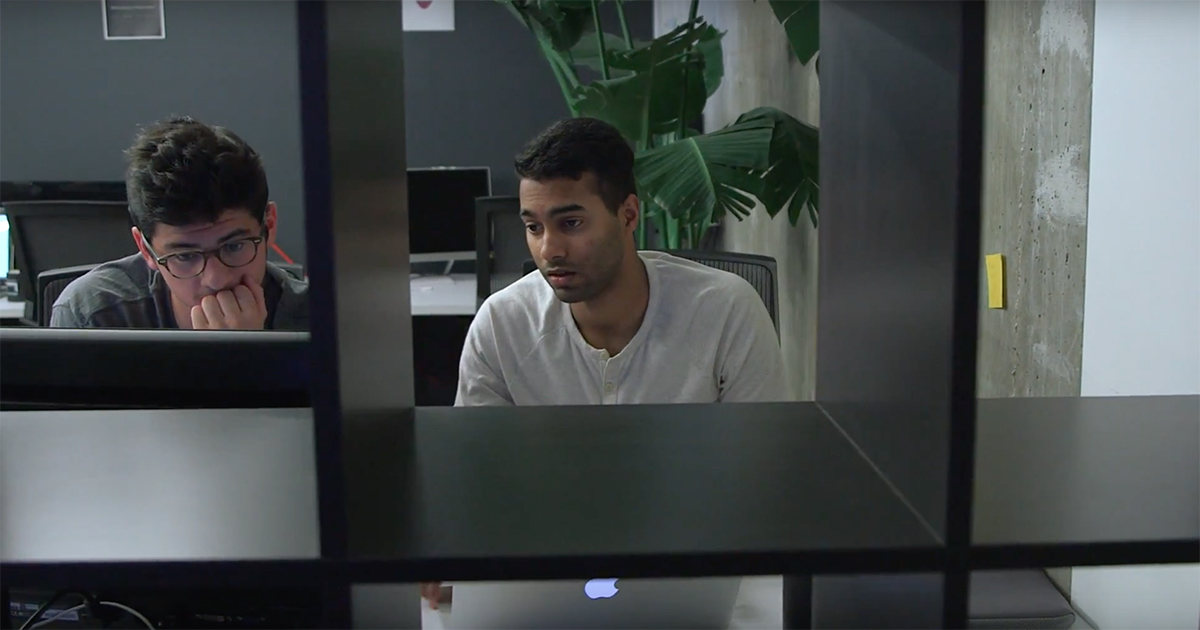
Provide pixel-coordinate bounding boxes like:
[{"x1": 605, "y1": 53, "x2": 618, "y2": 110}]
[{"x1": 408, "y1": 166, "x2": 491, "y2": 275}]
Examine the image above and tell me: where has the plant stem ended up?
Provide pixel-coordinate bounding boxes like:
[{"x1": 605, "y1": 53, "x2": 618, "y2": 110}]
[
  {"x1": 541, "y1": 43, "x2": 580, "y2": 115},
  {"x1": 615, "y1": 0, "x2": 634, "y2": 48},
  {"x1": 590, "y1": 0, "x2": 611, "y2": 80},
  {"x1": 670, "y1": 0, "x2": 702, "y2": 245}
]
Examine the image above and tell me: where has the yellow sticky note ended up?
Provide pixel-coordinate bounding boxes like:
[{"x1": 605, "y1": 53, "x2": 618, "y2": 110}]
[{"x1": 985, "y1": 254, "x2": 1005, "y2": 309}]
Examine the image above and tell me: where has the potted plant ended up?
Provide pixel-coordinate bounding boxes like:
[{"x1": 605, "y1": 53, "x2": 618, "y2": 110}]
[{"x1": 498, "y1": 0, "x2": 820, "y2": 251}]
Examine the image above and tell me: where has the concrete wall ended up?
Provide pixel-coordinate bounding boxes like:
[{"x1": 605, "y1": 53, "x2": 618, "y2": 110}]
[
  {"x1": 977, "y1": 0, "x2": 1094, "y2": 403},
  {"x1": 1072, "y1": 1, "x2": 1200, "y2": 627},
  {"x1": 977, "y1": 0, "x2": 1096, "y2": 596},
  {"x1": 653, "y1": 0, "x2": 819, "y2": 401}
]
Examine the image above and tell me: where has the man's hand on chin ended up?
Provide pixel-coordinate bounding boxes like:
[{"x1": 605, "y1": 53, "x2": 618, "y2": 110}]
[{"x1": 191, "y1": 280, "x2": 268, "y2": 330}]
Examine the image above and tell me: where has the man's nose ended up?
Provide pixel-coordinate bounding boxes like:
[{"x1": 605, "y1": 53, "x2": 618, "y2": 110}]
[
  {"x1": 539, "y1": 231, "x2": 567, "y2": 262},
  {"x1": 200, "y1": 253, "x2": 237, "y2": 287}
]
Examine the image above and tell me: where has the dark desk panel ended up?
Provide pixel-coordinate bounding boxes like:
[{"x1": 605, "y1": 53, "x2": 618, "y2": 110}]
[
  {"x1": 972, "y1": 395, "x2": 1200, "y2": 567},
  {"x1": 3, "y1": 404, "x2": 944, "y2": 588},
  {"x1": 351, "y1": 403, "x2": 942, "y2": 579}
]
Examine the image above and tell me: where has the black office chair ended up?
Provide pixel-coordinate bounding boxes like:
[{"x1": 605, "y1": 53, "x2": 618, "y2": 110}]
[
  {"x1": 667, "y1": 250, "x2": 779, "y2": 336},
  {"x1": 475, "y1": 196, "x2": 533, "y2": 306},
  {"x1": 36, "y1": 264, "x2": 99, "y2": 326},
  {"x1": 519, "y1": 250, "x2": 779, "y2": 334}
]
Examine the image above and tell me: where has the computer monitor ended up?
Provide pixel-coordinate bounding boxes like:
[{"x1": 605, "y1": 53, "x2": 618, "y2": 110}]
[
  {"x1": 0, "y1": 328, "x2": 311, "y2": 410},
  {"x1": 3, "y1": 200, "x2": 138, "y2": 303},
  {"x1": 408, "y1": 167, "x2": 491, "y2": 265},
  {"x1": 0, "y1": 212, "x2": 10, "y2": 280}
]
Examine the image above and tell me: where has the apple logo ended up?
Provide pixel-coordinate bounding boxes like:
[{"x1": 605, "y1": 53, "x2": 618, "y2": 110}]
[{"x1": 584, "y1": 578, "x2": 619, "y2": 600}]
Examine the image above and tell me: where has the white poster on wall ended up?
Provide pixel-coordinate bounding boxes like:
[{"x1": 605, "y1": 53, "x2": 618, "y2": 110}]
[
  {"x1": 102, "y1": 0, "x2": 166, "y2": 40},
  {"x1": 402, "y1": 0, "x2": 455, "y2": 32}
]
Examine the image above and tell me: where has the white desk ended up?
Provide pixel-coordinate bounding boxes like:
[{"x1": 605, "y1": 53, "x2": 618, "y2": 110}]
[
  {"x1": 419, "y1": 577, "x2": 785, "y2": 630},
  {"x1": 411, "y1": 274, "x2": 478, "y2": 316},
  {"x1": 0, "y1": 299, "x2": 26, "y2": 320},
  {"x1": 410, "y1": 272, "x2": 524, "y2": 317}
]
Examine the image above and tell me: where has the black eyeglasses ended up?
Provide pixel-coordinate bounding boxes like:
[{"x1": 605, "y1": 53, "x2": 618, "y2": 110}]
[{"x1": 146, "y1": 231, "x2": 266, "y2": 280}]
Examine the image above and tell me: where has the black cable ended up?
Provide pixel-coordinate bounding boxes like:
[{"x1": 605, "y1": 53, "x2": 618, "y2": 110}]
[{"x1": 17, "y1": 590, "x2": 97, "y2": 630}]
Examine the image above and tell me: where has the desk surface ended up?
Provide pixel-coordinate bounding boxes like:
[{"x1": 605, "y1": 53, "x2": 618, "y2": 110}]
[
  {"x1": 0, "y1": 299, "x2": 25, "y2": 320},
  {"x1": 7, "y1": 397, "x2": 1193, "y2": 588},
  {"x1": 1, "y1": 403, "x2": 940, "y2": 586},
  {"x1": 972, "y1": 395, "x2": 1200, "y2": 567}
]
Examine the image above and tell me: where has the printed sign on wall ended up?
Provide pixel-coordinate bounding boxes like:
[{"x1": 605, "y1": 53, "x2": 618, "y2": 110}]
[
  {"x1": 103, "y1": 0, "x2": 165, "y2": 40},
  {"x1": 402, "y1": 0, "x2": 455, "y2": 32}
]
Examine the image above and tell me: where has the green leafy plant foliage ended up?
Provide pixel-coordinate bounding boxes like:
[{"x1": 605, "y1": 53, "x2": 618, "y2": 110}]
[{"x1": 499, "y1": 0, "x2": 820, "y2": 250}]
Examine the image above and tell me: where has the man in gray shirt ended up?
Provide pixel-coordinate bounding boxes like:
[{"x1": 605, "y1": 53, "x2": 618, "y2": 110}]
[{"x1": 50, "y1": 117, "x2": 308, "y2": 330}]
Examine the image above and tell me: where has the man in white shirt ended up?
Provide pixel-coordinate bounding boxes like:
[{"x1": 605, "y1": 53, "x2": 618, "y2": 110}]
[
  {"x1": 454, "y1": 117, "x2": 791, "y2": 407},
  {"x1": 425, "y1": 118, "x2": 792, "y2": 608}
]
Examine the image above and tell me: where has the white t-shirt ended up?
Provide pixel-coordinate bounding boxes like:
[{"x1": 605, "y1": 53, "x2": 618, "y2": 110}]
[{"x1": 455, "y1": 251, "x2": 792, "y2": 406}]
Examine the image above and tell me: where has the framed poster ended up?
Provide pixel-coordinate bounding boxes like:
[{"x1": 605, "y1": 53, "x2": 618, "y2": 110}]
[
  {"x1": 402, "y1": 0, "x2": 454, "y2": 32},
  {"x1": 103, "y1": 0, "x2": 166, "y2": 41}
]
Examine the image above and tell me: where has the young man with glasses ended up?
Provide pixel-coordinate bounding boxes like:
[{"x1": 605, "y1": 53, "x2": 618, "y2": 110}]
[{"x1": 49, "y1": 117, "x2": 308, "y2": 330}]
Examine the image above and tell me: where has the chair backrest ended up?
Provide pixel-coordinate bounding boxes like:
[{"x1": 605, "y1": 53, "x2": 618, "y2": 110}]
[
  {"x1": 668, "y1": 250, "x2": 780, "y2": 337},
  {"x1": 475, "y1": 196, "x2": 534, "y2": 305},
  {"x1": 516, "y1": 249, "x2": 780, "y2": 338},
  {"x1": 274, "y1": 262, "x2": 305, "y2": 281},
  {"x1": 37, "y1": 264, "x2": 99, "y2": 326}
]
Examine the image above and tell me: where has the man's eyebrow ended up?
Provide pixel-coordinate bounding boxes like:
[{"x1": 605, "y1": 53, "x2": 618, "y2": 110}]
[
  {"x1": 162, "y1": 227, "x2": 252, "y2": 251},
  {"x1": 520, "y1": 203, "x2": 585, "y2": 219}
]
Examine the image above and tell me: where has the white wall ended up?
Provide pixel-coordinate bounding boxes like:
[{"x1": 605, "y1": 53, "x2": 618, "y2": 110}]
[{"x1": 1075, "y1": 1, "x2": 1200, "y2": 628}]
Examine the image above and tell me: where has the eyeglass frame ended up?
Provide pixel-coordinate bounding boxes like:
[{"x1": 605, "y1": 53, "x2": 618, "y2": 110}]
[{"x1": 143, "y1": 227, "x2": 269, "y2": 280}]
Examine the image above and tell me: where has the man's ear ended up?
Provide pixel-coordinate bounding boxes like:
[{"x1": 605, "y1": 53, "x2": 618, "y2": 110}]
[
  {"x1": 264, "y1": 202, "x2": 278, "y2": 245},
  {"x1": 620, "y1": 194, "x2": 640, "y2": 233},
  {"x1": 131, "y1": 227, "x2": 158, "y2": 270}
]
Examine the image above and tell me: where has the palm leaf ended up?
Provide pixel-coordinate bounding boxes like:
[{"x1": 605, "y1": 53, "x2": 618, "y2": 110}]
[
  {"x1": 500, "y1": 0, "x2": 593, "y2": 51},
  {"x1": 571, "y1": 49, "x2": 707, "y2": 142},
  {"x1": 634, "y1": 118, "x2": 774, "y2": 226},
  {"x1": 735, "y1": 106, "x2": 819, "y2": 227},
  {"x1": 767, "y1": 0, "x2": 819, "y2": 65},
  {"x1": 607, "y1": 18, "x2": 725, "y2": 97},
  {"x1": 568, "y1": 29, "x2": 644, "y2": 76}
]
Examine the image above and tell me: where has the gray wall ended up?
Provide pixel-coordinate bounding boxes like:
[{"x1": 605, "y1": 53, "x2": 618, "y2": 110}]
[
  {"x1": 0, "y1": 0, "x2": 307, "y2": 262},
  {"x1": 1, "y1": 0, "x2": 656, "y2": 264},
  {"x1": 404, "y1": 0, "x2": 655, "y2": 197}
]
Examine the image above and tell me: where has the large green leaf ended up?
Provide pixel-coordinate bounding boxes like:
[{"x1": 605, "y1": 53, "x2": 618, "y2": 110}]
[
  {"x1": 767, "y1": 0, "x2": 819, "y2": 65},
  {"x1": 634, "y1": 118, "x2": 774, "y2": 226},
  {"x1": 500, "y1": 0, "x2": 593, "y2": 51},
  {"x1": 607, "y1": 18, "x2": 725, "y2": 97},
  {"x1": 571, "y1": 49, "x2": 707, "y2": 142},
  {"x1": 568, "y1": 29, "x2": 644, "y2": 75},
  {"x1": 735, "y1": 106, "x2": 819, "y2": 227}
]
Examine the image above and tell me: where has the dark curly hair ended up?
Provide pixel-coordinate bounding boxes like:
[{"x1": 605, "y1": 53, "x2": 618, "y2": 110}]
[
  {"x1": 125, "y1": 116, "x2": 269, "y2": 242},
  {"x1": 513, "y1": 117, "x2": 636, "y2": 213}
]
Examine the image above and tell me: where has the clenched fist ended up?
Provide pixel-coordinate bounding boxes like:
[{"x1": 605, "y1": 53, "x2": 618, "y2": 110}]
[{"x1": 191, "y1": 279, "x2": 268, "y2": 330}]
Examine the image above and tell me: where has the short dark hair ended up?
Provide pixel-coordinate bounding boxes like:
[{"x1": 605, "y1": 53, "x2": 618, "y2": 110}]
[
  {"x1": 125, "y1": 116, "x2": 269, "y2": 242},
  {"x1": 513, "y1": 117, "x2": 636, "y2": 213}
]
